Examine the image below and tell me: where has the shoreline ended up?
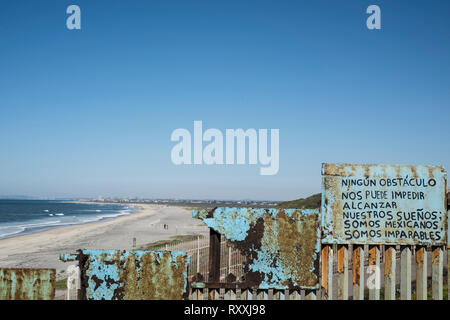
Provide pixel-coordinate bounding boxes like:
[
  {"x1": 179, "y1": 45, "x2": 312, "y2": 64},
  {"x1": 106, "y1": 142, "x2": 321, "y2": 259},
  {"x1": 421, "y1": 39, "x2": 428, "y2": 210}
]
[{"x1": 0, "y1": 201, "x2": 138, "y2": 241}]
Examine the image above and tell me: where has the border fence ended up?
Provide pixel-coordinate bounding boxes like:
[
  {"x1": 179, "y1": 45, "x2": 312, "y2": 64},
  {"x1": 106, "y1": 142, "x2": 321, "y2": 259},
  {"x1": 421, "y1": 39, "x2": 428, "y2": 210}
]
[{"x1": 1, "y1": 163, "x2": 448, "y2": 300}]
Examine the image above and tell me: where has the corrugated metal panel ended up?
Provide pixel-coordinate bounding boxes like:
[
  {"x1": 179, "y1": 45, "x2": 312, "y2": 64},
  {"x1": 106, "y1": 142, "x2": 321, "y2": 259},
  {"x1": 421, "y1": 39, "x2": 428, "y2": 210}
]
[
  {"x1": 60, "y1": 249, "x2": 189, "y2": 300},
  {"x1": 0, "y1": 268, "x2": 55, "y2": 300},
  {"x1": 322, "y1": 163, "x2": 447, "y2": 245},
  {"x1": 193, "y1": 207, "x2": 321, "y2": 290}
]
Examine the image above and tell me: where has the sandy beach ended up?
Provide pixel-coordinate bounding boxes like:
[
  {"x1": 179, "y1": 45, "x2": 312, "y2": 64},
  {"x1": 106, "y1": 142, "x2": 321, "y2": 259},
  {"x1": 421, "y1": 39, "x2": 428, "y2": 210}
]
[{"x1": 0, "y1": 204, "x2": 208, "y2": 278}]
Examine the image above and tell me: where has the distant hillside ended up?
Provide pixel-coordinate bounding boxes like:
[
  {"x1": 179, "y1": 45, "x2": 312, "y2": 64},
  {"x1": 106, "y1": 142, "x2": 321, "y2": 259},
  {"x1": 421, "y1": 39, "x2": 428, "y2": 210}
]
[{"x1": 277, "y1": 193, "x2": 321, "y2": 209}]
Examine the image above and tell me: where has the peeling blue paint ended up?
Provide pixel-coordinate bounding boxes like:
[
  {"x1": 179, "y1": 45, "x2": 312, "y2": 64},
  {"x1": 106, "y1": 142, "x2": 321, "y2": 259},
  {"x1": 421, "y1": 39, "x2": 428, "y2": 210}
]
[
  {"x1": 60, "y1": 249, "x2": 189, "y2": 300},
  {"x1": 194, "y1": 207, "x2": 320, "y2": 290},
  {"x1": 322, "y1": 163, "x2": 447, "y2": 245}
]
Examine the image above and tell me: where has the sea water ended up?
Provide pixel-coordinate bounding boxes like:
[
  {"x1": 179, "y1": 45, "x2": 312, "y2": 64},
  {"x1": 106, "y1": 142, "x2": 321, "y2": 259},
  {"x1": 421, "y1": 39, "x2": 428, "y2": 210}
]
[{"x1": 0, "y1": 200, "x2": 137, "y2": 239}]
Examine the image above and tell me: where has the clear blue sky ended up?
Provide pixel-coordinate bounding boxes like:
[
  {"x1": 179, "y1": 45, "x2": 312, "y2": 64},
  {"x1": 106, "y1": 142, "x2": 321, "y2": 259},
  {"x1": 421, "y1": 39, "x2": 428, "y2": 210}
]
[{"x1": 1, "y1": 1, "x2": 449, "y2": 201}]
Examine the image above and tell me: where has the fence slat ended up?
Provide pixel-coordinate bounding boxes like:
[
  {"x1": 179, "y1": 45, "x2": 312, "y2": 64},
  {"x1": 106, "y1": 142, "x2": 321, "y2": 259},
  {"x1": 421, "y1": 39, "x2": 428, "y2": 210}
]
[
  {"x1": 400, "y1": 245, "x2": 412, "y2": 300},
  {"x1": 289, "y1": 289, "x2": 301, "y2": 300},
  {"x1": 352, "y1": 244, "x2": 364, "y2": 300},
  {"x1": 256, "y1": 289, "x2": 267, "y2": 300},
  {"x1": 384, "y1": 245, "x2": 396, "y2": 300},
  {"x1": 321, "y1": 244, "x2": 333, "y2": 300},
  {"x1": 208, "y1": 288, "x2": 220, "y2": 300},
  {"x1": 337, "y1": 244, "x2": 349, "y2": 300},
  {"x1": 432, "y1": 246, "x2": 443, "y2": 300},
  {"x1": 208, "y1": 228, "x2": 221, "y2": 283},
  {"x1": 305, "y1": 290, "x2": 316, "y2": 300},
  {"x1": 272, "y1": 290, "x2": 279, "y2": 300},
  {"x1": 448, "y1": 247, "x2": 450, "y2": 301},
  {"x1": 368, "y1": 245, "x2": 380, "y2": 300},
  {"x1": 415, "y1": 246, "x2": 427, "y2": 300}
]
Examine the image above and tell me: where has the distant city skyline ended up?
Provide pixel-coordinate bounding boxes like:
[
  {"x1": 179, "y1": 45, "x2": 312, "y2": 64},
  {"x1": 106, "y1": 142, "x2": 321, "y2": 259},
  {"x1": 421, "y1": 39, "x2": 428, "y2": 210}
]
[{"x1": 1, "y1": 1, "x2": 450, "y2": 201}]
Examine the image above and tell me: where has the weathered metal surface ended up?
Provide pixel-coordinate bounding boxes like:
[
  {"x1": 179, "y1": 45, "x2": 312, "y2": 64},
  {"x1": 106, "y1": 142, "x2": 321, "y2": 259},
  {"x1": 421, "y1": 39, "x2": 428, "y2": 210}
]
[
  {"x1": 368, "y1": 245, "x2": 380, "y2": 300},
  {"x1": 322, "y1": 163, "x2": 447, "y2": 245},
  {"x1": 193, "y1": 207, "x2": 321, "y2": 290},
  {"x1": 353, "y1": 245, "x2": 364, "y2": 300},
  {"x1": 384, "y1": 245, "x2": 396, "y2": 300},
  {"x1": 400, "y1": 246, "x2": 412, "y2": 300},
  {"x1": 431, "y1": 246, "x2": 443, "y2": 300},
  {"x1": 0, "y1": 268, "x2": 55, "y2": 300},
  {"x1": 60, "y1": 249, "x2": 189, "y2": 300},
  {"x1": 337, "y1": 244, "x2": 348, "y2": 300}
]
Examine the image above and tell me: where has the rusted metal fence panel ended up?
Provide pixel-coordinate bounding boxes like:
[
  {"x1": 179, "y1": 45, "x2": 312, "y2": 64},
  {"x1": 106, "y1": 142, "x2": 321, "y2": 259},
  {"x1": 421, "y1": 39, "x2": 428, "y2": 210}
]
[
  {"x1": 60, "y1": 249, "x2": 189, "y2": 300},
  {"x1": 192, "y1": 207, "x2": 321, "y2": 291},
  {"x1": 0, "y1": 268, "x2": 55, "y2": 300}
]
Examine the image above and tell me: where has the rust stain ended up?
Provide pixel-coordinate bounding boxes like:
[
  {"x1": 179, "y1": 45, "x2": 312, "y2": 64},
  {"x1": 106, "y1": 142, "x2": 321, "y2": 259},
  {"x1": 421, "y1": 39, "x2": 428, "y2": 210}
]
[
  {"x1": 415, "y1": 246, "x2": 425, "y2": 265},
  {"x1": 431, "y1": 247, "x2": 441, "y2": 266},
  {"x1": 337, "y1": 245, "x2": 345, "y2": 273},
  {"x1": 353, "y1": 246, "x2": 361, "y2": 285},
  {"x1": 321, "y1": 246, "x2": 329, "y2": 294},
  {"x1": 368, "y1": 246, "x2": 377, "y2": 266},
  {"x1": 384, "y1": 246, "x2": 393, "y2": 276}
]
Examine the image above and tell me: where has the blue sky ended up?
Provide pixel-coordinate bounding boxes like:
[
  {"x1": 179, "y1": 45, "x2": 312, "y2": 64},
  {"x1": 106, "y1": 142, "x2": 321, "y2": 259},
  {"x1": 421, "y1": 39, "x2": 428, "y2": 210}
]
[{"x1": 0, "y1": 0, "x2": 449, "y2": 200}]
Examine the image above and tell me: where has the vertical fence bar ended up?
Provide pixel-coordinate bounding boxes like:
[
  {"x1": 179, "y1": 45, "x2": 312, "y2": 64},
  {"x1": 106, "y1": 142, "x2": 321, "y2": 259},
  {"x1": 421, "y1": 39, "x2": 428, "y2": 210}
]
[
  {"x1": 400, "y1": 245, "x2": 412, "y2": 300},
  {"x1": 415, "y1": 246, "x2": 427, "y2": 300},
  {"x1": 432, "y1": 246, "x2": 443, "y2": 300},
  {"x1": 289, "y1": 290, "x2": 301, "y2": 300},
  {"x1": 368, "y1": 245, "x2": 380, "y2": 300},
  {"x1": 448, "y1": 246, "x2": 450, "y2": 300},
  {"x1": 256, "y1": 289, "x2": 268, "y2": 300},
  {"x1": 337, "y1": 244, "x2": 349, "y2": 300},
  {"x1": 353, "y1": 244, "x2": 364, "y2": 300},
  {"x1": 196, "y1": 236, "x2": 200, "y2": 274},
  {"x1": 289, "y1": 290, "x2": 302, "y2": 300},
  {"x1": 384, "y1": 245, "x2": 396, "y2": 300},
  {"x1": 321, "y1": 244, "x2": 333, "y2": 300},
  {"x1": 208, "y1": 228, "x2": 221, "y2": 282},
  {"x1": 273, "y1": 290, "x2": 280, "y2": 300},
  {"x1": 208, "y1": 228, "x2": 221, "y2": 300},
  {"x1": 305, "y1": 290, "x2": 316, "y2": 300}
]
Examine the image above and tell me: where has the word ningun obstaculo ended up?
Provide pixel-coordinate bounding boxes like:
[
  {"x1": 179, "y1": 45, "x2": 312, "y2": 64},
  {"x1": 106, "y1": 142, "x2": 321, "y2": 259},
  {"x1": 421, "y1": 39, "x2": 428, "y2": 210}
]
[{"x1": 341, "y1": 177, "x2": 437, "y2": 188}]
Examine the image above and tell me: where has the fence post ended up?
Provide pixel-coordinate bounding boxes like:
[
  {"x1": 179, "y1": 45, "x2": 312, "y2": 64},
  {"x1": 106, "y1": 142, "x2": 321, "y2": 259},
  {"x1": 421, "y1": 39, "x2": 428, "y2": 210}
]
[
  {"x1": 384, "y1": 245, "x2": 396, "y2": 300},
  {"x1": 368, "y1": 245, "x2": 380, "y2": 300},
  {"x1": 431, "y1": 246, "x2": 443, "y2": 300},
  {"x1": 415, "y1": 246, "x2": 427, "y2": 300},
  {"x1": 337, "y1": 244, "x2": 348, "y2": 300},
  {"x1": 353, "y1": 244, "x2": 364, "y2": 300},
  {"x1": 321, "y1": 244, "x2": 333, "y2": 300},
  {"x1": 400, "y1": 245, "x2": 412, "y2": 300}
]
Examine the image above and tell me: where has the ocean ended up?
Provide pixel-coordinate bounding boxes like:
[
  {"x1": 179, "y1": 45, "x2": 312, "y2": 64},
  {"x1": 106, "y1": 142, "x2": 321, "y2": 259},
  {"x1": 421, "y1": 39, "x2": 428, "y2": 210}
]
[{"x1": 0, "y1": 200, "x2": 137, "y2": 239}]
